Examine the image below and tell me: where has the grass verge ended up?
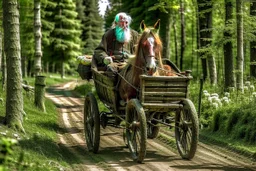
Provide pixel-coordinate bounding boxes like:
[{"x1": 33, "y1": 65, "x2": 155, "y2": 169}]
[{"x1": 0, "y1": 74, "x2": 80, "y2": 171}]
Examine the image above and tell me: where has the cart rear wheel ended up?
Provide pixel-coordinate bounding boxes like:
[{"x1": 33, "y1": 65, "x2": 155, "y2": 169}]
[
  {"x1": 175, "y1": 99, "x2": 199, "y2": 159},
  {"x1": 147, "y1": 122, "x2": 159, "y2": 139},
  {"x1": 126, "y1": 99, "x2": 147, "y2": 163},
  {"x1": 84, "y1": 93, "x2": 100, "y2": 153}
]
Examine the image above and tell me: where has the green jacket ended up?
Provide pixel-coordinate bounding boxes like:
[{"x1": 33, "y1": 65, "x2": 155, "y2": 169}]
[{"x1": 93, "y1": 28, "x2": 139, "y2": 67}]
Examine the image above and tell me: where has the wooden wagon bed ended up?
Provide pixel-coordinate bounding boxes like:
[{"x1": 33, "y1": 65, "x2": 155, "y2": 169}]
[{"x1": 92, "y1": 67, "x2": 193, "y2": 112}]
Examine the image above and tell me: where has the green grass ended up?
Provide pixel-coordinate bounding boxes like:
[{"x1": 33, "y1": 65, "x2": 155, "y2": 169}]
[
  {"x1": 23, "y1": 73, "x2": 78, "y2": 87},
  {"x1": 0, "y1": 74, "x2": 80, "y2": 171}
]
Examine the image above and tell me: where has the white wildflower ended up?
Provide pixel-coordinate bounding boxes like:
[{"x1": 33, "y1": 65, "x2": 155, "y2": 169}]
[
  {"x1": 212, "y1": 102, "x2": 219, "y2": 109},
  {"x1": 203, "y1": 90, "x2": 208, "y2": 94},
  {"x1": 245, "y1": 81, "x2": 251, "y2": 86},
  {"x1": 244, "y1": 86, "x2": 249, "y2": 92},
  {"x1": 252, "y1": 92, "x2": 256, "y2": 97},
  {"x1": 207, "y1": 96, "x2": 213, "y2": 103},
  {"x1": 211, "y1": 93, "x2": 219, "y2": 98},
  {"x1": 224, "y1": 92, "x2": 230, "y2": 98},
  {"x1": 222, "y1": 99, "x2": 229, "y2": 105},
  {"x1": 13, "y1": 133, "x2": 19, "y2": 138},
  {"x1": 250, "y1": 85, "x2": 255, "y2": 92},
  {"x1": 203, "y1": 92, "x2": 210, "y2": 98},
  {"x1": 0, "y1": 132, "x2": 6, "y2": 136},
  {"x1": 222, "y1": 97, "x2": 229, "y2": 101}
]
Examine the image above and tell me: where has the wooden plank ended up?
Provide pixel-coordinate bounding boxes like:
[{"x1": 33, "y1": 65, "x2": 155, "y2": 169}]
[
  {"x1": 142, "y1": 103, "x2": 182, "y2": 108},
  {"x1": 144, "y1": 87, "x2": 187, "y2": 92},
  {"x1": 143, "y1": 91, "x2": 186, "y2": 97},
  {"x1": 143, "y1": 81, "x2": 188, "y2": 87},
  {"x1": 94, "y1": 79, "x2": 115, "y2": 91},
  {"x1": 144, "y1": 96, "x2": 185, "y2": 102},
  {"x1": 140, "y1": 75, "x2": 192, "y2": 82}
]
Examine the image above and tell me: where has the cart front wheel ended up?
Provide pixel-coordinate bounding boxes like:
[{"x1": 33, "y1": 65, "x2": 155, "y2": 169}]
[
  {"x1": 175, "y1": 99, "x2": 199, "y2": 159},
  {"x1": 126, "y1": 99, "x2": 147, "y2": 163},
  {"x1": 84, "y1": 93, "x2": 100, "y2": 153}
]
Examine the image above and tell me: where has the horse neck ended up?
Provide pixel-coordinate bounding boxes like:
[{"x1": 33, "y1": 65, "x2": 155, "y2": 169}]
[{"x1": 131, "y1": 57, "x2": 144, "y2": 87}]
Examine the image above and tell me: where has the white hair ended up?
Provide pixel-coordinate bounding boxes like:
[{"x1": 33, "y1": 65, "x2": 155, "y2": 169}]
[{"x1": 111, "y1": 12, "x2": 132, "y2": 28}]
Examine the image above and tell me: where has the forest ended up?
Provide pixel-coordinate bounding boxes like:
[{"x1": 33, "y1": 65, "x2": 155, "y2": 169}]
[{"x1": 0, "y1": 0, "x2": 256, "y2": 170}]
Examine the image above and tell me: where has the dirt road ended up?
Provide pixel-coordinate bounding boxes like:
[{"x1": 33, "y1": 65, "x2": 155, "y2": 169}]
[{"x1": 46, "y1": 81, "x2": 256, "y2": 171}]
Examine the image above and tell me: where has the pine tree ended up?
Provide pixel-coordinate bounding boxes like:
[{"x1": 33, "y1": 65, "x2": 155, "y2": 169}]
[
  {"x1": 76, "y1": 0, "x2": 86, "y2": 51},
  {"x1": 20, "y1": 0, "x2": 34, "y2": 77},
  {"x1": 51, "y1": 0, "x2": 82, "y2": 77},
  {"x1": 83, "y1": 0, "x2": 103, "y2": 55},
  {"x1": 41, "y1": 0, "x2": 57, "y2": 73}
]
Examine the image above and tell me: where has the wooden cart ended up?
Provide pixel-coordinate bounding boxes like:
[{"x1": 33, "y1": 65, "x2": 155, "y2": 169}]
[{"x1": 83, "y1": 60, "x2": 199, "y2": 163}]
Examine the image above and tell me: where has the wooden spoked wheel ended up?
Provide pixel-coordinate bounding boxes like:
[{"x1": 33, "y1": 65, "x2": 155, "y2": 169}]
[
  {"x1": 126, "y1": 99, "x2": 147, "y2": 163},
  {"x1": 84, "y1": 93, "x2": 100, "y2": 153},
  {"x1": 175, "y1": 99, "x2": 199, "y2": 159}
]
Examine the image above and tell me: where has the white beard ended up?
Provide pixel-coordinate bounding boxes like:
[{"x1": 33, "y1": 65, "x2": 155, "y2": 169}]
[{"x1": 115, "y1": 26, "x2": 131, "y2": 43}]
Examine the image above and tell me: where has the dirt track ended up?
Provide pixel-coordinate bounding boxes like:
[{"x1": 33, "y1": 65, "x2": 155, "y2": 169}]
[{"x1": 46, "y1": 81, "x2": 256, "y2": 171}]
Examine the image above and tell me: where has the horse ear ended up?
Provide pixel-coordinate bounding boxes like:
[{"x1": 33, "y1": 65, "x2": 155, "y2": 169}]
[
  {"x1": 140, "y1": 20, "x2": 146, "y2": 32},
  {"x1": 154, "y1": 19, "x2": 160, "y2": 32}
]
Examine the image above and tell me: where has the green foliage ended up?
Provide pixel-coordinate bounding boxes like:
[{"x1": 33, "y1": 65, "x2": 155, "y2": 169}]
[
  {"x1": 82, "y1": 0, "x2": 103, "y2": 55},
  {"x1": 0, "y1": 138, "x2": 18, "y2": 169}
]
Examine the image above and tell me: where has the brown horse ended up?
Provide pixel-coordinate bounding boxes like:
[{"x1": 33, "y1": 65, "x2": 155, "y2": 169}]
[{"x1": 118, "y1": 20, "x2": 174, "y2": 101}]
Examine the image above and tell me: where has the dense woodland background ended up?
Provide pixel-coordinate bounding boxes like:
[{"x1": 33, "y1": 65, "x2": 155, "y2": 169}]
[{"x1": 1, "y1": 0, "x2": 256, "y2": 142}]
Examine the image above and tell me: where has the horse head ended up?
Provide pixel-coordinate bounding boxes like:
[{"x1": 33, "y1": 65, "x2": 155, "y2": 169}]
[{"x1": 134, "y1": 19, "x2": 163, "y2": 76}]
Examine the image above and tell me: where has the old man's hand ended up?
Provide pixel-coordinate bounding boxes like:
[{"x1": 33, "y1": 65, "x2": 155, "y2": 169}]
[{"x1": 103, "y1": 56, "x2": 113, "y2": 65}]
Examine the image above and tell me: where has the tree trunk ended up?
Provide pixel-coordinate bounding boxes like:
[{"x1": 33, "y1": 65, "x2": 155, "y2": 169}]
[
  {"x1": 3, "y1": 0, "x2": 25, "y2": 132},
  {"x1": 45, "y1": 61, "x2": 49, "y2": 74},
  {"x1": 223, "y1": 0, "x2": 235, "y2": 90},
  {"x1": 34, "y1": 0, "x2": 42, "y2": 76},
  {"x1": 52, "y1": 62, "x2": 55, "y2": 73},
  {"x1": 208, "y1": 55, "x2": 217, "y2": 84},
  {"x1": 173, "y1": 18, "x2": 178, "y2": 66},
  {"x1": 61, "y1": 61, "x2": 65, "y2": 78},
  {"x1": 197, "y1": 0, "x2": 216, "y2": 84},
  {"x1": 21, "y1": 54, "x2": 27, "y2": 78},
  {"x1": 180, "y1": 0, "x2": 186, "y2": 71},
  {"x1": 250, "y1": 2, "x2": 256, "y2": 78},
  {"x1": 160, "y1": 9, "x2": 171, "y2": 60},
  {"x1": 34, "y1": 76, "x2": 46, "y2": 112},
  {"x1": 1, "y1": 40, "x2": 6, "y2": 91},
  {"x1": 236, "y1": 0, "x2": 244, "y2": 91},
  {"x1": 0, "y1": 32, "x2": 2, "y2": 71}
]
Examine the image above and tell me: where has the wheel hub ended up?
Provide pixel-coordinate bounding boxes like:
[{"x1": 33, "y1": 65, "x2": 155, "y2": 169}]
[{"x1": 130, "y1": 121, "x2": 140, "y2": 131}]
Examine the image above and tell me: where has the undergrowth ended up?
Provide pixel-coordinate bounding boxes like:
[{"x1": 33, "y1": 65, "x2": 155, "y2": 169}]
[{"x1": 189, "y1": 78, "x2": 256, "y2": 156}]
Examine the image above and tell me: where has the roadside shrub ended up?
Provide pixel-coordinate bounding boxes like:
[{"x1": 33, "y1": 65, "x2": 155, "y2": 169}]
[
  {"x1": 226, "y1": 109, "x2": 240, "y2": 134},
  {"x1": 212, "y1": 111, "x2": 220, "y2": 132}
]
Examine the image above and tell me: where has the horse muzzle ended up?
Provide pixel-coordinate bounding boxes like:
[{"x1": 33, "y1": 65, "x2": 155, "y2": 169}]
[{"x1": 146, "y1": 66, "x2": 157, "y2": 76}]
